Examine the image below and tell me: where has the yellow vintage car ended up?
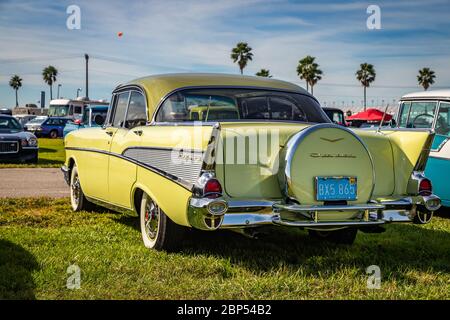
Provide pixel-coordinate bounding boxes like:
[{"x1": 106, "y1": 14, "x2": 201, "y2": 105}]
[{"x1": 62, "y1": 73, "x2": 441, "y2": 251}]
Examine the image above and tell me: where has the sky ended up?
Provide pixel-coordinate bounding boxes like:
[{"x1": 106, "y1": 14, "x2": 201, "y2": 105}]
[{"x1": 1, "y1": 0, "x2": 450, "y2": 113}]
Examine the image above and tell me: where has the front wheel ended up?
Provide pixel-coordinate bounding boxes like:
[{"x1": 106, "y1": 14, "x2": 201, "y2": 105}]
[
  {"x1": 70, "y1": 165, "x2": 94, "y2": 211},
  {"x1": 140, "y1": 193, "x2": 186, "y2": 251},
  {"x1": 308, "y1": 228, "x2": 357, "y2": 245}
]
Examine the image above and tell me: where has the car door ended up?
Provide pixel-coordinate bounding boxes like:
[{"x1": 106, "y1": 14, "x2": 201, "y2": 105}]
[
  {"x1": 108, "y1": 89, "x2": 147, "y2": 208},
  {"x1": 57, "y1": 119, "x2": 66, "y2": 137},
  {"x1": 72, "y1": 95, "x2": 119, "y2": 201}
]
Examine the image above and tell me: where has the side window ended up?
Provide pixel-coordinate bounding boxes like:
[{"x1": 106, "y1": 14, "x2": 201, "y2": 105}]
[
  {"x1": 74, "y1": 106, "x2": 82, "y2": 114},
  {"x1": 398, "y1": 102, "x2": 411, "y2": 127},
  {"x1": 125, "y1": 91, "x2": 147, "y2": 129},
  {"x1": 436, "y1": 102, "x2": 450, "y2": 136},
  {"x1": 112, "y1": 92, "x2": 130, "y2": 127}
]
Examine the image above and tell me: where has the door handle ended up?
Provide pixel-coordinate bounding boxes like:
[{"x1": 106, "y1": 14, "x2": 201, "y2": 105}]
[
  {"x1": 133, "y1": 130, "x2": 143, "y2": 136},
  {"x1": 105, "y1": 131, "x2": 114, "y2": 136}
]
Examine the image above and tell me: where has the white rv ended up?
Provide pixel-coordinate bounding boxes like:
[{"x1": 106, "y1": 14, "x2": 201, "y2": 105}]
[{"x1": 48, "y1": 97, "x2": 109, "y2": 120}]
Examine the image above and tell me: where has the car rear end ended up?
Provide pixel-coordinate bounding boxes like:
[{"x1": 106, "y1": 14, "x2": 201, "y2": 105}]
[{"x1": 187, "y1": 122, "x2": 440, "y2": 234}]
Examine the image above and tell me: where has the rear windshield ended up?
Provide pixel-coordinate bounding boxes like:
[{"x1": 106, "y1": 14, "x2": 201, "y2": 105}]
[{"x1": 155, "y1": 88, "x2": 330, "y2": 123}]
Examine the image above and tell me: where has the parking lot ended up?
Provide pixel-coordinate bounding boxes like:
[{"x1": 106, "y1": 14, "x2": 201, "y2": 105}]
[{"x1": 0, "y1": 168, "x2": 68, "y2": 198}]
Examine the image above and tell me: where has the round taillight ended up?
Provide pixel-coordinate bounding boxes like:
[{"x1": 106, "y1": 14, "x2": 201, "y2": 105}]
[
  {"x1": 419, "y1": 178, "x2": 432, "y2": 195},
  {"x1": 204, "y1": 179, "x2": 222, "y2": 197}
]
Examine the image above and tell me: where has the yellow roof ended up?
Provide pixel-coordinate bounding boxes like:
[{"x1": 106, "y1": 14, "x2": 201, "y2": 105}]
[{"x1": 120, "y1": 73, "x2": 308, "y2": 118}]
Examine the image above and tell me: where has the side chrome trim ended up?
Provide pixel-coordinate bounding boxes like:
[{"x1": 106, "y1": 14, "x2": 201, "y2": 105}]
[
  {"x1": 85, "y1": 195, "x2": 135, "y2": 215},
  {"x1": 65, "y1": 146, "x2": 196, "y2": 191}
]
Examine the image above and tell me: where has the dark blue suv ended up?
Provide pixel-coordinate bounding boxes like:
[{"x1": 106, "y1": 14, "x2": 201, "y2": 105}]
[{"x1": 25, "y1": 117, "x2": 69, "y2": 138}]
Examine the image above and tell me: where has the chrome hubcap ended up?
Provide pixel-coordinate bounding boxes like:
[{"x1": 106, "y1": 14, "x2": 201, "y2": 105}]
[{"x1": 144, "y1": 200, "x2": 159, "y2": 240}]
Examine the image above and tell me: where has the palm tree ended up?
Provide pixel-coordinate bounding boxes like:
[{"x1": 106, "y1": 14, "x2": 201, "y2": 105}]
[
  {"x1": 308, "y1": 64, "x2": 323, "y2": 95},
  {"x1": 417, "y1": 68, "x2": 436, "y2": 91},
  {"x1": 9, "y1": 75, "x2": 22, "y2": 108},
  {"x1": 296, "y1": 55, "x2": 323, "y2": 94},
  {"x1": 231, "y1": 42, "x2": 253, "y2": 75},
  {"x1": 255, "y1": 69, "x2": 272, "y2": 78},
  {"x1": 42, "y1": 66, "x2": 58, "y2": 100},
  {"x1": 355, "y1": 63, "x2": 376, "y2": 111}
]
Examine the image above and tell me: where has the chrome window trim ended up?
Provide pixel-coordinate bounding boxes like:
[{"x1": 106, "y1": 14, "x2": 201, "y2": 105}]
[{"x1": 149, "y1": 85, "x2": 323, "y2": 125}]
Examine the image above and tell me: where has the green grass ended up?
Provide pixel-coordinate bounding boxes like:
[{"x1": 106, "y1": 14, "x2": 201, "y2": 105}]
[
  {"x1": 0, "y1": 197, "x2": 449, "y2": 300},
  {"x1": 0, "y1": 138, "x2": 65, "y2": 168}
]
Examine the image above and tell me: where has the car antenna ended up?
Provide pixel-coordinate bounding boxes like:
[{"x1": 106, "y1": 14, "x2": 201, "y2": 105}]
[{"x1": 377, "y1": 104, "x2": 389, "y2": 133}]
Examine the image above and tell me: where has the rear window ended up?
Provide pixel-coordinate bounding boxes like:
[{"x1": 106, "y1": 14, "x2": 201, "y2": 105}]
[{"x1": 155, "y1": 88, "x2": 329, "y2": 123}]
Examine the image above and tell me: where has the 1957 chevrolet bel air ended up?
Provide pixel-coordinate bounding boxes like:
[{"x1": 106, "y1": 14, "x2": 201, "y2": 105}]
[{"x1": 62, "y1": 73, "x2": 441, "y2": 251}]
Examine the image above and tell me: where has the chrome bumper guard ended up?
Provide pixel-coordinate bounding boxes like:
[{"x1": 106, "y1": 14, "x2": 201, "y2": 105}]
[{"x1": 188, "y1": 194, "x2": 441, "y2": 231}]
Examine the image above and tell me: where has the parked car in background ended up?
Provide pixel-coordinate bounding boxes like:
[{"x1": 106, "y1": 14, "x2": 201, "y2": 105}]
[
  {"x1": 62, "y1": 73, "x2": 440, "y2": 251},
  {"x1": 26, "y1": 116, "x2": 69, "y2": 138},
  {"x1": 323, "y1": 107, "x2": 347, "y2": 126},
  {"x1": 396, "y1": 90, "x2": 450, "y2": 207},
  {"x1": 13, "y1": 114, "x2": 37, "y2": 126},
  {"x1": 63, "y1": 105, "x2": 108, "y2": 137},
  {"x1": 0, "y1": 115, "x2": 38, "y2": 163},
  {"x1": 24, "y1": 116, "x2": 47, "y2": 132},
  {"x1": 0, "y1": 108, "x2": 12, "y2": 116}
]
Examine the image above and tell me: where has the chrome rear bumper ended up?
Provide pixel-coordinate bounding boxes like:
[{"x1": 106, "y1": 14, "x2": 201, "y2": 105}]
[{"x1": 187, "y1": 195, "x2": 441, "y2": 231}]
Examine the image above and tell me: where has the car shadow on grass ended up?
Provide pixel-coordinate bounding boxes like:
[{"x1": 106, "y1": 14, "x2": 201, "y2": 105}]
[
  {"x1": 38, "y1": 147, "x2": 58, "y2": 153},
  {"x1": 0, "y1": 239, "x2": 39, "y2": 299},
  {"x1": 114, "y1": 214, "x2": 450, "y2": 276},
  {"x1": 196, "y1": 225, "x2": 450, "y2": 275}
]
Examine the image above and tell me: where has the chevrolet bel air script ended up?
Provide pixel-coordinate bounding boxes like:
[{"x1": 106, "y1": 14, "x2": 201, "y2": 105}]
[{"x1": 62, "y1": 73, "x2": 441, "y2": 251}]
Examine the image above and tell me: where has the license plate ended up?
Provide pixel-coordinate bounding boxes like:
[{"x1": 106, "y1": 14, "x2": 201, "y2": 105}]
[{"x1": 315, "y1": 177, "x2": 357, "y2": 201}]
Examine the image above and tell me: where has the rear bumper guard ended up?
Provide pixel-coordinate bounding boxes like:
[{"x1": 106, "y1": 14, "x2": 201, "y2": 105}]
[{"x1": 188, "y1": 195, "x2": 441, "y2": 231}]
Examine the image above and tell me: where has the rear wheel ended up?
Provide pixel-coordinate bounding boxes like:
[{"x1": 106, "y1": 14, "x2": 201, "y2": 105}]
[
  {"x1": 140, "y1": 193, "x2": 186, "y2": 251},
  {"x1": 70, "y1": 165, "x2": 94, "y2": 211},
  {"x1": 308, "y1": 228, "x2": 357, "y2": 245}
]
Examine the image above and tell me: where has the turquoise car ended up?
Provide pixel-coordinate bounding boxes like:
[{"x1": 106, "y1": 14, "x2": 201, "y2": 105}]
[
  {"x1": 63, "y1": 105, "x2": 108, "y2": 137},
  {"x1": 397, "y1": 90, "x2": 450, "y2": 207}
]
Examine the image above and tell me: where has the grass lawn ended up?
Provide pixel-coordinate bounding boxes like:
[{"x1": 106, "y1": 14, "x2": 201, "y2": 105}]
[
  {"x1": 0, "y1": 197, "x2": 449, "y2": 300},
  {"x1": 0, "y1": 138, "x2": 65, "y2": 168}
]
